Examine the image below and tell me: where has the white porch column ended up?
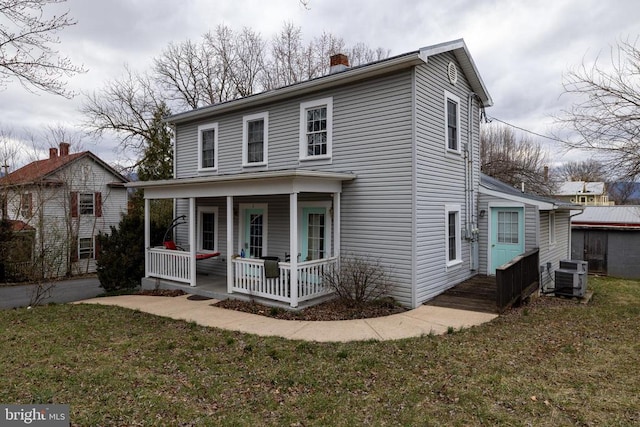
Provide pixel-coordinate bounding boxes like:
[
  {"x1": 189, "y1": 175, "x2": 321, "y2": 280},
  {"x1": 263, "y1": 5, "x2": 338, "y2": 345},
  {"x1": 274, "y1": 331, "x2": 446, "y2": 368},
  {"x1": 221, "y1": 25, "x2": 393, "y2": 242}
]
[
  {"x1": 333, "y1": 192, "x2": 341, "y2": 259},
  {"x1": 226, "y1": 195, "x2": 234, "y2": 294},
  {"x1": 189, "y1": 197, "x2": 197, "y2": 287},
  {"x1": 144, "y1": 198, "x2": 150, "y2": 277},
  {"x1": 289, "y1": 192, "x2": 299, "y2": 308}
]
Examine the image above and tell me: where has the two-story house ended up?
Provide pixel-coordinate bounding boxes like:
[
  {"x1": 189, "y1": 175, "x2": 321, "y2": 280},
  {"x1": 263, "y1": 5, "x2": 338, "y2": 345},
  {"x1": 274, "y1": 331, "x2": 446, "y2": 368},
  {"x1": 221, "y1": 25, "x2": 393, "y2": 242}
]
[
  {"x1": 0, "y1": 143, "x2": 128, "y2": 279},
  {"x1": 130, "y1": 39, "x2": 497, "y2": 309},
  {"x1": 555, "y1": 181, "x2": 613, "y2": 206}
]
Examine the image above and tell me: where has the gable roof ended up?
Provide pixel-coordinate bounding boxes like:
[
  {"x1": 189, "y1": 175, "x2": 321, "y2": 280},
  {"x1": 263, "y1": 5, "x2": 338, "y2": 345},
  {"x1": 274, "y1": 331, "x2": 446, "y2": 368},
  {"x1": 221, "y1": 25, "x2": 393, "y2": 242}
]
[
  {"x1": 0, "y1": 151, "x2": 128, "y2": 187},
  {"x1": 557, "y1": 181, "x2": 606, "y2": 196},
  {"x1": 166, "y1": 39, "x2": 492, "y2": 125},
  {"x1": 480, "y1": 173, "x2": 582, "y2": 211}
]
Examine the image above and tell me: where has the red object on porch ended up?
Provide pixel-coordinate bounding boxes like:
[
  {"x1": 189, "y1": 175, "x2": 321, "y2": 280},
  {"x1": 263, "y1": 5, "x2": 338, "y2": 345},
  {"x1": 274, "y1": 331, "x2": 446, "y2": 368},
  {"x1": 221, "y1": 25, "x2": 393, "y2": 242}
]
[{"x1": 163, "y1": 240, "x2": 220, "y2": 260}]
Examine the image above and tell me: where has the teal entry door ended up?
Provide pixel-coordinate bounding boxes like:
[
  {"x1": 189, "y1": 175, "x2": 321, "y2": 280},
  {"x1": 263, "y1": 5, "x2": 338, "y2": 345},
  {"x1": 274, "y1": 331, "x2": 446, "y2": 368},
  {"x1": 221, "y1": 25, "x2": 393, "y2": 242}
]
[
  {"x1": 301, "y1": 207, "x2": 327, "y2": 261},
  {"x1": 490, "y1": 207, "x2": 524, "y2": 274}
]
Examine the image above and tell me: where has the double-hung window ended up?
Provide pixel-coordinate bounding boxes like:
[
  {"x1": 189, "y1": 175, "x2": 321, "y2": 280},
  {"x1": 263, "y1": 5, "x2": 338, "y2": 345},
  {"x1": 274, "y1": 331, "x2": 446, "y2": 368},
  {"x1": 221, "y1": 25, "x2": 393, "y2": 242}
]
[
  {"x1": 445, "y1": 204, "x2": 462, "y2": 267},
  {"x1": 198, "y1": 122, "x2": 218, "y2": 172},
  {"x1": 549, "y1": 212, "x2": 556, "y2": 245},
  {"x1": 300, "y1": 97, "x2": 333, "y2": 161},
  {"x1": 78, "y1": 237, "x2": 94, "y2": 260},
  {"x1": 445, "y1": 91, "x2": 461, "y2": 153},
  {"x1": 79, "y1": 193, "x2": 94, "y2": 215},
  {"x1": 243, "y1": 112, "x2": 268, "y2": 167}
]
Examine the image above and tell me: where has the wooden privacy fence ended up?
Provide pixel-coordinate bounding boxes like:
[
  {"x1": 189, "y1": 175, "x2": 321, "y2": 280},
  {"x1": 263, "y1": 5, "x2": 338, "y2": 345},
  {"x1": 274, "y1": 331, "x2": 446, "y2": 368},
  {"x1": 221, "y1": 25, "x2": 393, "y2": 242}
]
[{"x1": 496, "y1": 248, "x2": 540, "y2": 312}]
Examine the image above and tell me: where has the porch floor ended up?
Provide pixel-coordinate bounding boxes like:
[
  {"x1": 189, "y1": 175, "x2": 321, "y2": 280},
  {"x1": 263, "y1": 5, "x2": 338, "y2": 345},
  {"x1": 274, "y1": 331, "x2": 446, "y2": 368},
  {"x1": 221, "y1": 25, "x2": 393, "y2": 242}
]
[{"x1": 425, "y1": 275, "x2": 498, "y2": 314}]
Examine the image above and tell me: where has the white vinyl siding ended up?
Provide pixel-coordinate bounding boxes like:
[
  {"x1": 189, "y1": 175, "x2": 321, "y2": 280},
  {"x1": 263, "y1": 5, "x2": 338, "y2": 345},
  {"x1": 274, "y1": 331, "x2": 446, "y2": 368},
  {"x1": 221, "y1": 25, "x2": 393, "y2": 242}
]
[
  {"x1": 242, "y1": 112, "x2": 268, "y2": 167},
  {"x1": 198, "y1": 122, "x2": 218, "y2": 172}
]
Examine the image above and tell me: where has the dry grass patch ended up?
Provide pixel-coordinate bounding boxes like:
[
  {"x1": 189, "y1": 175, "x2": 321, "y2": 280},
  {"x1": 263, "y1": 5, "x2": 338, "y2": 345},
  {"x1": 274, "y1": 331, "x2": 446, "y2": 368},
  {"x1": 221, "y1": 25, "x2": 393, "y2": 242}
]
[{"x1": 0, "y1": 276, "x2": 638, "y2": 426}]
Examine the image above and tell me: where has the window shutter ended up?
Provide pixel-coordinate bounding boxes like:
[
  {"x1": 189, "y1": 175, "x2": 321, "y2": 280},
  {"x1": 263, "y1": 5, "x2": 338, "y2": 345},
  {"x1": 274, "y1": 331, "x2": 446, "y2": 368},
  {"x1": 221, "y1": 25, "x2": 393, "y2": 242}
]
[
  {"x1": 27, "y1": 193, "x2": 33, "y2": 217},
  {"x1": 94, "y1": 236, "x2": 100, "y2": 260},
  {"x1": 95, "y1": 192, "x2": 102, "y2": 217},
  {"x1": 71, "y1": 237, "x2": 78, "y2": 262},
  {"x1": 71, "y1": 192, "x2": 78, "y2": 218}
]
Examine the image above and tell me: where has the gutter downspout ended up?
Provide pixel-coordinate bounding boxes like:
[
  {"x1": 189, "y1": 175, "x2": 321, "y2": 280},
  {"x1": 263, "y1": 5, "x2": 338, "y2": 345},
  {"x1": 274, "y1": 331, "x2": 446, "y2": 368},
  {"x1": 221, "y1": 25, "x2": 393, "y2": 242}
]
[{"x1": 467, "y1": 92, "x2": 479, "y2": 270}]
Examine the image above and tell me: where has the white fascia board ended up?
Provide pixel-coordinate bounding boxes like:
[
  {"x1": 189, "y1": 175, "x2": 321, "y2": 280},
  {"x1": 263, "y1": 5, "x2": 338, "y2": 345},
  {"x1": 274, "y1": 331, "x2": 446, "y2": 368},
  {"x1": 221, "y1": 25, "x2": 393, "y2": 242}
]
[{"x1": 480, "y1": 186, "x2": 555, "y2": 210}]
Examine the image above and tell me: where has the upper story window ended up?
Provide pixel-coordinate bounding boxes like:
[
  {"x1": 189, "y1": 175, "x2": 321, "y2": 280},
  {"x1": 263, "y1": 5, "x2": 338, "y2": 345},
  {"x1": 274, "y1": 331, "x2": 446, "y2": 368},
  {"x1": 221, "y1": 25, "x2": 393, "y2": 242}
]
[
  {"x1": 243, "y1": 112, "x2": 268, "y2": 167},
  {"x1": 445, "y1": 91, "x2": 461, "y2": 153},
  {"x1": 198, "y1": 122, "x2": 218, "y2": 172},
  {"x1": 20, "y1": 193, "x2": 32, "y2": 217},
  {"x1": 299, "y1": 97, "x2": 333, "y2": 161},
  {"x1": 79, "y1": 193, "x2": 94, "y2": 215}
]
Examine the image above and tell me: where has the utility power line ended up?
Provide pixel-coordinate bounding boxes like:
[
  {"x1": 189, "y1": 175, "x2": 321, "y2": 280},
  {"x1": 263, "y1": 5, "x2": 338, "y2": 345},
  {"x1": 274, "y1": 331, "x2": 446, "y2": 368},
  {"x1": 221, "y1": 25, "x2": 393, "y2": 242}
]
[{"x1": 486, "y1": 116, "x2": 567, "y2": 144}]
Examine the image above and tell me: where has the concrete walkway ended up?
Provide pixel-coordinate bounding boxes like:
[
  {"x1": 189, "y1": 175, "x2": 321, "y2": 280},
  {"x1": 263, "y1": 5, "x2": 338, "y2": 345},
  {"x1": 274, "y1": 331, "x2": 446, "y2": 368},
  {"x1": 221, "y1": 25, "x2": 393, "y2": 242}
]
[{"x1": 77, "y1": 294, "x2": 498, "y2": 342}]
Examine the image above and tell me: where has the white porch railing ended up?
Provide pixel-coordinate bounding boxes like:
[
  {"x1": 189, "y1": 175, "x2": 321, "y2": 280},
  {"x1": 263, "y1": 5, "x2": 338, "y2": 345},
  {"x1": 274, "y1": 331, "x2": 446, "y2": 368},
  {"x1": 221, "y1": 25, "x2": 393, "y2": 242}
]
[
  {"x1": 147, "y1": 248, "x2": 191, "y2": 284},
  {"x1": 232, "y1": 256, "x2": 337, "y2": 304}
]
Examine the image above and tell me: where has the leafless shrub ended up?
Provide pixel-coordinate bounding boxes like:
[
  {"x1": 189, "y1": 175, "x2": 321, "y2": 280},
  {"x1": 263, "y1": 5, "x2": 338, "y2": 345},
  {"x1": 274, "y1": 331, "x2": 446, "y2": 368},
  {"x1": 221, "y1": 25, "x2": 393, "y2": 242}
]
[{"x1": 323, "y1": 255, "x2": 391, "y2": 306}]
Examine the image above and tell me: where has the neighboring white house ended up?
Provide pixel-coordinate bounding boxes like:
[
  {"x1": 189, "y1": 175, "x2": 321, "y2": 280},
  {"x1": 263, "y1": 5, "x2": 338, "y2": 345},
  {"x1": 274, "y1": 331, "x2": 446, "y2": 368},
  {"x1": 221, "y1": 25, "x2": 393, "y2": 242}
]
[
  {"x1": 0, "y1": 143, "x2": 128, "y2": 279},
  {"x1": 130, "y1": 39, "x2": 573, "y2": 309},
  {"x1": 555, "y1": 181, "x2": 613, "y2": 206}
]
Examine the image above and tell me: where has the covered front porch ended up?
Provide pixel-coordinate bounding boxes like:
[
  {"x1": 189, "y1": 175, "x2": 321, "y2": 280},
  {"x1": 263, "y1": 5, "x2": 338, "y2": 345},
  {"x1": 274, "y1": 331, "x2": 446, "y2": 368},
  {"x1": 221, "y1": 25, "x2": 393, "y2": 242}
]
[{"x1": 130, "y1": 170, "x2": 355, "y2": 308}]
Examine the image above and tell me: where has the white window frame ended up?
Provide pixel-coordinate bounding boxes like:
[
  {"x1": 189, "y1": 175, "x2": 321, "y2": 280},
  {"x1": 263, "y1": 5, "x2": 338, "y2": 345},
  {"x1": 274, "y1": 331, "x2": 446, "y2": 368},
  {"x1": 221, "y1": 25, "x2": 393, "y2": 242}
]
[
  {"x1": 78, "y1": 237, "x2": 94, "y2": 260},
  {"x1": 444, "y1": 91, "x2": 461, "y2": 154},
  {"x1": 298, "y1": 201, "x2": 333, "y2": 261},
  {"x1": 242, "y1": 112, "x2": 269, "y2": 167},
  {"x1": 549, "y1": 211, "x2": 556, "y2": 246},
  {"x1": 299, "y1": 97, "x2": 333, "y2": 161},
  {"x1": 197, "y1": 206, "x2": 219, "y2": 253},
  {"x1": 197, "y1": 122, "x2": 219, "y2": 172},
  {"x1": 79, "y1": 193, "x2": 95, "y2": 216},
  {"x1": 445, "y1": 204, "x2": 462, "y2": 268}
]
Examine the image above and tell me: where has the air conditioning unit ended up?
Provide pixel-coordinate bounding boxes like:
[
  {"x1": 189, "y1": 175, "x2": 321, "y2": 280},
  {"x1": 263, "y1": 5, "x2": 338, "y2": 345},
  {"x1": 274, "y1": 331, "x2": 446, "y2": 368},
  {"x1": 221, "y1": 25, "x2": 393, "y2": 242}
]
[
  {"x1": 559, "y1": 259, "x2": 588, "y2": 273},
  {"x1": 554, "y1": 269, "x2": 587, "y2": 297}
]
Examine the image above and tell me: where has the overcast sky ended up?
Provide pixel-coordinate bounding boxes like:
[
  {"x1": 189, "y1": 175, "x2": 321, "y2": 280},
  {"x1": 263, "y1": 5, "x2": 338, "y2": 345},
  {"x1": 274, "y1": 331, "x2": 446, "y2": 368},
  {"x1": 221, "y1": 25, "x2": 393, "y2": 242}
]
[{"x1": 2, "y1": 0, "x2": 639, "y2": 169}]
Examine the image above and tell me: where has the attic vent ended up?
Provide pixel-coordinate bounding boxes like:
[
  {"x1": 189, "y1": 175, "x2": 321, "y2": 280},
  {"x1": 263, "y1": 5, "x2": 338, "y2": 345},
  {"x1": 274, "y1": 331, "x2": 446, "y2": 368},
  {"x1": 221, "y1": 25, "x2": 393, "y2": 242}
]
[{"x1": 447, "y1": 61, "x2": 458, "y2": 85}]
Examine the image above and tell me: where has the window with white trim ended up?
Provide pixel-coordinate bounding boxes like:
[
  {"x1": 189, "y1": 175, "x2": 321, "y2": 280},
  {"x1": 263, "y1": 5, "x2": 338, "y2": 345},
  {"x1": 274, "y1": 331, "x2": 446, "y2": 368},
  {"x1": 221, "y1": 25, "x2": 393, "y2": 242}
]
[
  {"x1": 445, "y1": 204, "x2": 462, "y2": 266},
  {"x1": 549, "y1": 212, "x2": 556, "y2": 245},
  {"x1": 198, "y1": 207, "x2": 219, "y2": 252},
  {"x1": 198, "y1": 122, "x2": 218, "y2": 171},
  {"x1": 444, "y1": 91, "x2": 461, "y2": 153},
  {"x1": 78, "y1": 237, "x2": 94, "y2": 260},
  {"x1": 299, "y1": 97, "x2": 333, "y2": 160},
  {"x1": 243, "y1": 112, "x2": 268, "y2": 166},
  {"x1": 79, "y1": 193, "x2": 94, "y2": 215}
]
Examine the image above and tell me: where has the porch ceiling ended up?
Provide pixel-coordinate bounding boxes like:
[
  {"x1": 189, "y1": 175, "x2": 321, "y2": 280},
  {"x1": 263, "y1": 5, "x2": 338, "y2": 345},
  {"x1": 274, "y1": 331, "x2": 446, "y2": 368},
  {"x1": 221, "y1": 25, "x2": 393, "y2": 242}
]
[{"x1": 127, "y1": 169, "x2": 356, "y2": 199}]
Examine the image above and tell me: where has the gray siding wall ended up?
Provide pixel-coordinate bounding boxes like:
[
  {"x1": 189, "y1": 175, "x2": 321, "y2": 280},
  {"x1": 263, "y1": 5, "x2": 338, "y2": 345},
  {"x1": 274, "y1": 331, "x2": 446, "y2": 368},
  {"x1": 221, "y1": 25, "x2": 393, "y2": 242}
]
[
  {"x1": 571, "y1": 229, "x2": 640, "y2": 279},
  {"x1": 538, "y1": 210, "x2": 571, "y2": 290},
  {"x1": 414, "y1": 52, "x2": 481, "y2": 304},
  {"x1": 173, "y1": 71, "x2": 415, "y2": 305}
]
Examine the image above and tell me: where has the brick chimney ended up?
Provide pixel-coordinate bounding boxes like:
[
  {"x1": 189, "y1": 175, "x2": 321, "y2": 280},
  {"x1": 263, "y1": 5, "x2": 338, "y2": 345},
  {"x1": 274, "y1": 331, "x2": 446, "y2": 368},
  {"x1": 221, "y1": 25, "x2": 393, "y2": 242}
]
[
  {"x1": 329, "y1": 53, "x2": 349, "y2": 74},
  {"x1": 59, "y1": 142, "x2": 70, "y2": 156},
  {"x1": 49, "y1": 147, "x2": 58, "y2": 159}
]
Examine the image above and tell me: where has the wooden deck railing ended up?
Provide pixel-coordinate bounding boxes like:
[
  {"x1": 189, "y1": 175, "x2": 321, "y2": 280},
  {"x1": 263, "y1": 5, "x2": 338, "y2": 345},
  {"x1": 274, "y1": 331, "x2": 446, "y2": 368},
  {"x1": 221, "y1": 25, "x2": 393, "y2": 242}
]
[{"x1": 496, "y1": 248, "x2": 540, "y2": 312}]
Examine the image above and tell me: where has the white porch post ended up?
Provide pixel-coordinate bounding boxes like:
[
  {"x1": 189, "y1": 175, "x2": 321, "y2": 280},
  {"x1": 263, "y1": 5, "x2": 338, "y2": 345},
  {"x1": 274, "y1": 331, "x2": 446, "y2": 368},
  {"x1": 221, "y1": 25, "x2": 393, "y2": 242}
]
[
  {"x1": 226, "y1": 195, "x2": 234, "y2": 293},
  {"x1": 333, "y1": 192, "x2": 341, "y2": 259},
  {"x1": 189, "y1": 197, "x2": 197, "y2": 287},
  {"x1": 144, "y1": 198, "x2": 150, "y2": 277},
  {"x1": 289, "y1": 192, "x2": 299, "y2": 308}
]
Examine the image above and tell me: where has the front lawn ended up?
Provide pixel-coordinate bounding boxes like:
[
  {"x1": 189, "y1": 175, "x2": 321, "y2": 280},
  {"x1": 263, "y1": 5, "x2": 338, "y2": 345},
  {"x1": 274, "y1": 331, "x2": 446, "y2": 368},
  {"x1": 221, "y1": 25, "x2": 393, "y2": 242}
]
[{"x1": 1, "y1": 276, "x2": 638, "y2": 426}]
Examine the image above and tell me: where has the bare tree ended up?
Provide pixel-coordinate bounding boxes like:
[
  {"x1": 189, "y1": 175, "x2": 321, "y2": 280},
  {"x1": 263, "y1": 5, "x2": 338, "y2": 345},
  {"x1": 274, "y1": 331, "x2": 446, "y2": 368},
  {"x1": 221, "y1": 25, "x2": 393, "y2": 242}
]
[
  {"x1": 558, "y1": 159, "x2": 607, "y2": 182},
  {"x1": 557, "y1": 37, "x2": 640, "y2": 180},
  {"x1": 608, "y1": 181, "x2": 640, "y2": 205},
  {"x1": 481, "y1": 123, "x2": 556, "y2": 196},
  {"x1": 0, "y1": 0, "x2": 85, "y2": 97}
]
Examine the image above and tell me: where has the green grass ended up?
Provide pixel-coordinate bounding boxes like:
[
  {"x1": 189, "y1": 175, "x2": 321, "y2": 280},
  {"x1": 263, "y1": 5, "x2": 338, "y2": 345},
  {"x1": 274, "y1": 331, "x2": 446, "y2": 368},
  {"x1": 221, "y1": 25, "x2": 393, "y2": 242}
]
[{"x1": 1, "y1": 276, "x2": 639, "y2": 426}]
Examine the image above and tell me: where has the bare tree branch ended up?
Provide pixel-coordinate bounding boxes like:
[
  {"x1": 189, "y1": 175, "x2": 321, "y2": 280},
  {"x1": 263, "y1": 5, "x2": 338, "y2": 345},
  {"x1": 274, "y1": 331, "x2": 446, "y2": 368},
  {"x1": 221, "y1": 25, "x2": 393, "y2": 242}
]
[{"x1": 0, "y1": 0, "x2": 85, "y2": 97}]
